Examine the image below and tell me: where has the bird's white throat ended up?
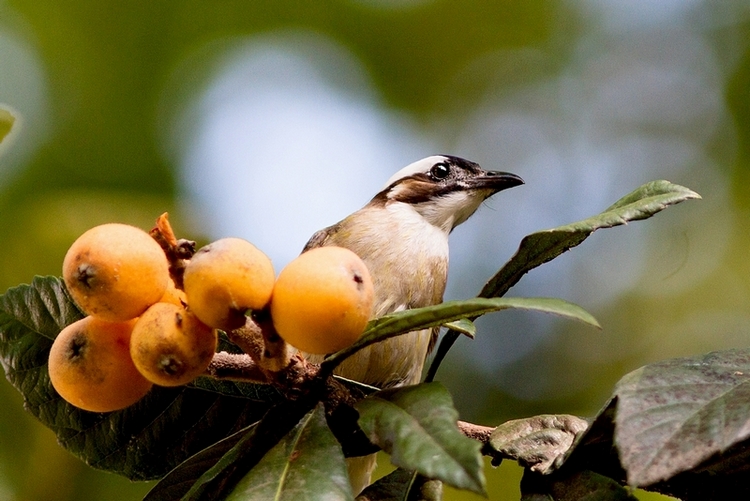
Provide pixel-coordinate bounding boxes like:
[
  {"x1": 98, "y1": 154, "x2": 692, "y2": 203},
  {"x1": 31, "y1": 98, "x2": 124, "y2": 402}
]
[
  {"x1": 384, "y1": 200, "x2": 451, "y2": 256},
  {"x1": 411, "y1": 190, "x2": 489, "y2": 233}
]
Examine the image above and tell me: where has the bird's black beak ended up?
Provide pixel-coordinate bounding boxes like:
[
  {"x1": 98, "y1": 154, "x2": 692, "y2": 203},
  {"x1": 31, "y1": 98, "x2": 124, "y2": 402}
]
[{"x1": 468, "y1": 170, "x2": 525, "y2": 192}]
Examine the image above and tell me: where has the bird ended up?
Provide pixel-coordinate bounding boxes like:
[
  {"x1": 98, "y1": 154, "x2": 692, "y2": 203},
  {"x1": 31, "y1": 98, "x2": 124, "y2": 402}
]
[{"x1": 302, "y1": 155, "x2": 524, "y2": 494}]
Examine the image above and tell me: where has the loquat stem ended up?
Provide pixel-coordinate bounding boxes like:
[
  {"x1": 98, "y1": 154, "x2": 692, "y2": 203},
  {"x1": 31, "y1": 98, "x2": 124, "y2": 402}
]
[
  {"x1": 227, "y1": 312, "x2": 295, "y2": 375},
  {"x1": 205, "y1": 352, "x2": 269, "y2": 383},
  {"x1": 203, "y1": 348, "x2": 318, "y2": 394},
  {"x1": 255, "y1": 311, "x2": 293, "y2": 373},
  {"x1": 226, "y1": 320, "x2": 265, "y2": 361},
  {"x1": 149, "y1": 212, "x2": 196, "y2": 289}
]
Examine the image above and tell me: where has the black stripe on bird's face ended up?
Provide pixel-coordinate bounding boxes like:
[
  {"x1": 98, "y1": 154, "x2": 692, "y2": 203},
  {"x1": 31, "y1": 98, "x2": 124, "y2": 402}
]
[{"x1": 375, "y1": 156, "x2": 523, "y2": 205}]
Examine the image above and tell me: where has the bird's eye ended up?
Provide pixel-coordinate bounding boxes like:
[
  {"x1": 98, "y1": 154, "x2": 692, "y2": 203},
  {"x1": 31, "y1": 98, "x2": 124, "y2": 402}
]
[{"x1": 430, "y1": 162, "x2": 450, "y2": 180}]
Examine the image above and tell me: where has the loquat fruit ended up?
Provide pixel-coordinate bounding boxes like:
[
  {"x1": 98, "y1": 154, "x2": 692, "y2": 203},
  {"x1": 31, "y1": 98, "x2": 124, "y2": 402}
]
[
  {"x1": 270, "y1": 246, "x2": 374, "y2": 354},
  {"x1": 159, "y1": 278, "x2": 187, "y2": 307},
  {"x1": 183, "y1": 237, "x2": 275, "y2": 331},
  {"x1": 63, "y1": 223, "x2": 170, "y2": 321},
  {"x1": 130, "y1": 302, "x2": 217, "y2": 387},
  {"x1": 48, "y1": 316, "x2": 153, "y2": 412}
]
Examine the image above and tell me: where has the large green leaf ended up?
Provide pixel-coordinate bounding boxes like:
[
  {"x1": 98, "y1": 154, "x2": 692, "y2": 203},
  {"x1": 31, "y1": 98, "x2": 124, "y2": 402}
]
[
  {"x1": 480, "y1": 181, "x2": 700, "y2": 299},
  {"x1": 356, "y1": 468, "x2": 442, "y2": 501},
  {"x1": 167, "y1": 392, "x2": 323, "y2": 501},
  {"x1": 226, "y1": 403, "x2": 352, "y2": 501},
  {"x1": 144, "y1": 423, "x2": 257, "y2": 501},
  {"x1": 0, "y1": 276, "x2": 279, "y2": 481},
  {"x1": 325, "y1": 297, "x2": 598, "y2": 370},
  {"x1": 562, "y1": 349, "x2": 750, "y2": 499},
  {"x1": 613, "y1": 349, "x2": 750, "y2": 489},
  {"x1": 521, "y1": 470, "x2": 638, "y2": 501},
  {"x1": 355, "y1": 382, "x2": 484, "y2": 495}
]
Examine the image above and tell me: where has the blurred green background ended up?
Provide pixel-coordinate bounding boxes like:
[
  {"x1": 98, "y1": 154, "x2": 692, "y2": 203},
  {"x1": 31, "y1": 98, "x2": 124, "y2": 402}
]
[{"x1": 2, "y1": 1, "x2": 750, "y2": 499}]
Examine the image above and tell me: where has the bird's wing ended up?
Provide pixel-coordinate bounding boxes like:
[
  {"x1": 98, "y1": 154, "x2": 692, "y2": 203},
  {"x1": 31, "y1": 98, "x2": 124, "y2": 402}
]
[{"x1": 302, "y1": 222, "x2": 341, "y2": 252}]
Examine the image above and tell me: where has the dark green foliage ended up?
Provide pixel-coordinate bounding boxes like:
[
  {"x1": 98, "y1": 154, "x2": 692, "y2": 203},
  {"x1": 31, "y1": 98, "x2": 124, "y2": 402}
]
[
  {"x1": 225, "y1": 404, "x2": 352, "y2": 501},
  {"x1": 521, "y1": 470, "x2": 638, "y2": 501},
  {"x1": 565, "y1": 349, "x2": 750, "y2": 500},
  {"x1": 356, "y1": 383, "x2": 485, "y2": 494},
  {"x1": 0, "y1": 276, "x2": 277, "y2": 481},
  {"x1": 357, "y1": 469, "x2": 442, "y2": 501}
]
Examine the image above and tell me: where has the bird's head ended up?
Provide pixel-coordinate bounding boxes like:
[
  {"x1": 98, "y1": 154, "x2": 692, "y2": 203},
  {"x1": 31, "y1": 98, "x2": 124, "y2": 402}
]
[{"x1": 372, "y1": 155, "x2": 524, "y2": 233}]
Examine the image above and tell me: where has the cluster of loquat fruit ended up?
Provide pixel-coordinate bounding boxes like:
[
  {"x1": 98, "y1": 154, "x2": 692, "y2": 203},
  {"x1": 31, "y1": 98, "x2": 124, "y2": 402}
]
[{"x1": 49, "y1": 221, "x2": 374, "y2": 413}]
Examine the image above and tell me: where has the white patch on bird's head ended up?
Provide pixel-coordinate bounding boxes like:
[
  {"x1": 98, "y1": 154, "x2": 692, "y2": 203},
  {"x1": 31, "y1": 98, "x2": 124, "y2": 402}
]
[
  {"x1": 375, "y1": 155, "x2": 495, "y2": 233},
  {"x1": 382, "y1": 155, "x2": 449, "y2": 190}
]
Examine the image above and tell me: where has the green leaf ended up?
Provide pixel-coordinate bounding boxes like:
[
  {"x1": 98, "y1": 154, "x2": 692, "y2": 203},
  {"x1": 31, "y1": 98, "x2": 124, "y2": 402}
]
[
  {"x1": 325, "y1": 297, "x2": 599, "y2": 370},
  {"x1": 144, "y1": 423, "x2": 257, "y2": 501},
  {"x1": 521, "y1": 470, "x2": 638, "y2": 501},
  {"x1": 178, "y1": 423, "x2": 259, "y2": 501},
  {"x1": 0, "y1": 276, "x2": 279, "y2": 481},
  {"x1": 355, "y1": 382, "x2": 484, "y2": 494},
  {"x1": 564, "y1": 349, "x2": 750, "y2": 499},
  {"x1": 427, "y1": 181, "x2": 699, "y2": 384},
  {"x1": 177, "y1": 394, "x2": 323, "y2": 501},
  {"x1": 226, "y1": 403, "x2": 353, "y2": 501},
  {"x1": 488, "y1": 414, "x2": 589, "y2": 474},
  {"x1": 0, "y1": 108, "x2": 14, "y2": 144},
  {"x1": 443, "y1": 318, "x2": 476, "y2": 339},
  {"x1": 356, "y1": 468, "x2": 442, "y2": 501},
  {"x1": 481, "y1": 181, "x2": 700, "y2": 299},
  {"x1": 612, "y1": 349, "x2": 750, "y2": 488}
]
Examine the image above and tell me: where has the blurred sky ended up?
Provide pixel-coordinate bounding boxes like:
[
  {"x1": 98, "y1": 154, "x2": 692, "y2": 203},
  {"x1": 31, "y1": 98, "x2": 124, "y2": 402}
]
[{"x1": 2, "y1": 1, "x2": 750, "y2": 500}]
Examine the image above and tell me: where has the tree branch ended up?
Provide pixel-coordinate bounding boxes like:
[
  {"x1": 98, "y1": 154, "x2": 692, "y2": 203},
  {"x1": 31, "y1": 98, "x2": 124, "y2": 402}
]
[
  {"x1": 458, "y1": 420, "x2": 494, "y2": 443},
  {"x1": 205, "y1": 352, "x2": 269, "y2": 383}
]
